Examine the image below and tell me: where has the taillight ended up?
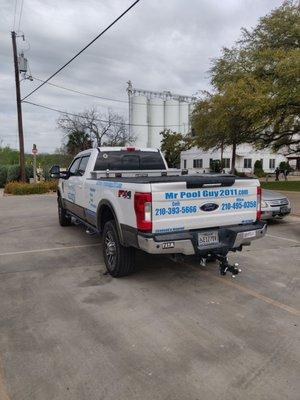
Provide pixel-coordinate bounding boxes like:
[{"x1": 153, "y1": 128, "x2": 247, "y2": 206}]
[
  {"x1": 134, "y1": 192, "x2": 152, "y2": 231},
  {"x1": 256, "y1": 186, "x2": 262, "y2": 220},
  {"x1": 123, "y1": 147, "x2": 136, "y2": 152}
]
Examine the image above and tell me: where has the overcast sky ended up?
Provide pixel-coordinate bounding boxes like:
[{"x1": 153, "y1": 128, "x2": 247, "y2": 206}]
[{"x1": 1, "y1": 0, "x2": 283, "y2": 153}]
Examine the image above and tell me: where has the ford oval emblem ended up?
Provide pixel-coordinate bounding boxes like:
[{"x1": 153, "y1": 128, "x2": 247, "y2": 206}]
[{"x1": 200, "y1": 203, "x2": 219, "y2": 212}]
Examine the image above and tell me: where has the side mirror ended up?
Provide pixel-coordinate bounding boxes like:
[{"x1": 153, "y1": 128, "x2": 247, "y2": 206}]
[{"x1": 49, "y1": 165, "x2": 61, "y2": 179}]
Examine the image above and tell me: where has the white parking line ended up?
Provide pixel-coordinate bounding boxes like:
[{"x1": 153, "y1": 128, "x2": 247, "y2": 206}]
[
  {"x1": 266, "y1": 234, "x2": 300, "y2": 244},
  {"x1": 0, "y1": 243, "x2": 101, "y2": 257}
]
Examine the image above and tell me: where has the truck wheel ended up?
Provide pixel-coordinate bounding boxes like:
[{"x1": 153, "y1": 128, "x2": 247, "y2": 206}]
[
  {"x1": 58, "y1": 197, "x2": 71, "y2": 226},
  {"x1": 102, "y1": 220, "x2": 135, "y2": 277}
]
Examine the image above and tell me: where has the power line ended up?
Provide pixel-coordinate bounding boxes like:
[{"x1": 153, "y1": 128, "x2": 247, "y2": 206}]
[
  {"x1": 21, "y1": 0, "x2": 142, "y2": 101},
  {"x1": 17, "y1": 0, "x2": 24, "y2": 31},
  {"x1": 30, "y1": 76, "x2": 129, "y2": 104},
  {"x1": 22, "y1": 100, "x2": 187, "y2": 128},
  {"x1": 29, "y1": 75, "x2": 194, "y2": 107}
]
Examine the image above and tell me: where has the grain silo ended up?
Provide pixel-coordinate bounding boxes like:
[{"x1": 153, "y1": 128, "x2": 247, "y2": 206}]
[
  {"x1": 149, "y1": 97, "x2": 164, "y2": 148},
  {"x1": 127, "y1": 81, "x2": 196, "y2": 149},
  {"x1": 165, "y1": 98, "x2": 180, "y2": 133},
  {"x1": 130, "y1": 94, "x2": 148, "y2": 148},
  {"x1": 179, "y1": 101, "x2": 190, "y2": 134}
]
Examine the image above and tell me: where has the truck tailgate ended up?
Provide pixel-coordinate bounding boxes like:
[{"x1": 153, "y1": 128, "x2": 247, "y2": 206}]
[{"x1": 151, "y1": 178, "x2": 259, "y2": 234}]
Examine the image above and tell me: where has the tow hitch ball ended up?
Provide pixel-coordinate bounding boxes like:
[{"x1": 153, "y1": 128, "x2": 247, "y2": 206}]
[{"x1": 216, "y1": 255, "x2": 242, "y2": 278}]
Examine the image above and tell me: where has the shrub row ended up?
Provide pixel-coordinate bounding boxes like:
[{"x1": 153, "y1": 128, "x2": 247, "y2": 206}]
[
  {"x1": 0, "y1": 164, "x2": 34, "y2": 187},
  {"x1": 4, "y1": 180, "x2": 58, "y2": 195}
]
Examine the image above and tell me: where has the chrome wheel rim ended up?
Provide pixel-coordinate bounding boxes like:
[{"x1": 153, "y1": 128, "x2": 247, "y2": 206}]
[{"x1": 105, "y1": 231, "x2": 117, "y2": 269}]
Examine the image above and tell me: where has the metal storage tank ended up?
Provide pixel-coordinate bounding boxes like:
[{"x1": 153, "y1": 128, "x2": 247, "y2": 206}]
[
  {"x1": 149, "y1": 97, "x2": 164, "y2": 148},
  {"x1": 131, "y1": 95, "x2": 148, "y2": 148},
  {"x1": 127, "y1": 82, "x2": 196, "y2": 149},
  {"x1": 165, "y1": 99, "x2": 180, "y2": 133},
  {"x1": 179, "y1": 101, "x2": 189, "y2": 134}
]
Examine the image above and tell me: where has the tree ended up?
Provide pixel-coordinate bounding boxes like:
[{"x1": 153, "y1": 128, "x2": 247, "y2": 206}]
[
  {"x1": 57, "y1": 113, "x2": 92, "y2": 155},
  {"x1": 160, "y1": 130, "x2": 194, "y2": 168},
  {"x1": 210, "y1": 0, "x2": 300, "y2": 154},
  {"x1": 0, "y1": 145, "x2": 19, "y2": 165},
  {"x1": 57, "y1": 108, "x2": 134, "y2": 155},
  {"x1": 191, "y1": 87, "x2": 255, "y2": 171},
  {"x1": 65, "y1": 130, "x2": 92, "y2": 155}
]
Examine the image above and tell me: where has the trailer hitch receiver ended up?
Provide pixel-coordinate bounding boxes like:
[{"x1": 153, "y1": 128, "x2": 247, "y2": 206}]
[{"x1": 215, "y1": 255, "x2": 242, "y2": 278}]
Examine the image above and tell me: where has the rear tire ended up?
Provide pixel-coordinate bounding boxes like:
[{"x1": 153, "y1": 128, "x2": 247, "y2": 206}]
[
  {"x1": 102, "y1": 220, "x2": 135, "y2": 277},
  {"x1": 58, "y1": 197, "x2": 71, "y2": 226}
]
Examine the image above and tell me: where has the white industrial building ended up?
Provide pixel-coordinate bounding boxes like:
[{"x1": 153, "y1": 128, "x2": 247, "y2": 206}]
[
  {"x1": 181, "y1": 145, "x2": 290, "y2": 173},
  {"x1": 127, "y1": 81, "x2": 196, "y2": 148},
  {"x1": 126, "y1": 81, "x2": 298, "y2": 173}
]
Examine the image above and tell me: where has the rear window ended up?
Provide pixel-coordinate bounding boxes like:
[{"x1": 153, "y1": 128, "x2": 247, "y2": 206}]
[{"x1": 94, "y1": 151, "x2": 166, "y2": 171}]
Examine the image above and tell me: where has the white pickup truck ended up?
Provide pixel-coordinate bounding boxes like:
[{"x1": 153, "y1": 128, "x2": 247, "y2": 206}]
[{"x1": 50, "y1": 147, "x2": 266, "y2": 277}]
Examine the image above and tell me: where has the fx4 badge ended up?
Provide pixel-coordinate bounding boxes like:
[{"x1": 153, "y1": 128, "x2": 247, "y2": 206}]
[{"x1": 118, "y1": 190, "x2": 131, "y2": 199}]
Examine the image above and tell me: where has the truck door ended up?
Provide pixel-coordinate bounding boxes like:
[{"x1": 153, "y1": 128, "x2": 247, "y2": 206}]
[
  {"x1": 63, "y1": 157, "x2": 85, "y2": 219},
  {"x1": 75, "y1": 155, "x2": 90, "y2": 211}
]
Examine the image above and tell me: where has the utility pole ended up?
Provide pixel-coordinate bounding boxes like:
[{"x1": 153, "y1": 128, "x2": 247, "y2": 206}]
[
  {"x1": 32, "y1": 144, "x2": 37, "y2": 183},
  {"x1": 11, "y1": 31, "x2": 26, "y2": 182}
]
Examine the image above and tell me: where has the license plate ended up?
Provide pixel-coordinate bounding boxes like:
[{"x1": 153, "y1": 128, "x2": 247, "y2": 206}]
[
  {"x1": 280, "y1": 206, "x2": 289, "y2": 213},
  {"x1": 198, "y1": 231, "x2": 219, "y2": 246}
]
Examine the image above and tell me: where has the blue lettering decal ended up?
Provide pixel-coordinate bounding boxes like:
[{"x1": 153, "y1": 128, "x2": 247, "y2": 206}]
[{"x1": 165, "y1": 192, "x2": 178, "y2": 200}]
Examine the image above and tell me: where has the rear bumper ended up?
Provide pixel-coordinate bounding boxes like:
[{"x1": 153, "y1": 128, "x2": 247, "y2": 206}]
[{"x1": 137, "y1": 221, "x2": 267, "y2": 256}]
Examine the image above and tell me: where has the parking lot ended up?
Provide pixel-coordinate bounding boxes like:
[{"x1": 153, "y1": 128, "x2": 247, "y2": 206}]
[{"x1": 0, "y1": 194, "x2": 299, "y2": 400}]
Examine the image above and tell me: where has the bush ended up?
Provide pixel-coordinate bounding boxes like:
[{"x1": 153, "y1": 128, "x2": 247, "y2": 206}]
[
  {"x1": 0, "y1": 165, "x2": 8, "y2": 188},
  {"x1": 4, "y1": 180, "x2": 58, "y2": 195},
  {"x1": 6, "y1": 164, "x2": 20, "y2": 182},
  {"x1": 44, "y1": 180, "x2": 58, "y2": 192},
  {"x1": 279, "y1": 161, "x2": 293, "y2": 172},
  {"x1": 6, "y1": 164, "x2": 34, "y2": 183},
  {"x1": 42, "y1": 165, "x2": 50, "y2": 181},
  {"x1": 25, "y1": 164, "x2": 34, "y2": 181},
  {"x1": 210, "y1": 159, "x2": 222, "y2": 173},
  {"x1": 254, "y1": 160, "x2": 265, "y2": 177}
]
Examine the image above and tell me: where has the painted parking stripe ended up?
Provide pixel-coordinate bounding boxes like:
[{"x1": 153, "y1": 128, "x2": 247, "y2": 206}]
[
  {"x1": 0, "y1": 243, "x2": 101, "y2": 257},
  {"x1": 266, "y1": 234, "x2": 300, "y2": 244},
  {"x1": 215, "y1": 274, "x2": 300, "y2": 317},
  {"x1": 183, "y1": 262, "x2": 300, "y2": 317}
]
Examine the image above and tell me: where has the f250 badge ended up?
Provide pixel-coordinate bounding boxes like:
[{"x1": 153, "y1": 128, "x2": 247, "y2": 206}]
[
  {"x1": 118, "y1": 190, "x2": 131, "y2": 199},
  {"x1": 200, "y1": 203, "x2": 219, "y2": 212}
]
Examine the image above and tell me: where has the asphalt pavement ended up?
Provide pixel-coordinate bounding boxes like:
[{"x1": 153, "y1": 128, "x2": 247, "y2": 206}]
[{"x1": 0, "y1": 194, "x2": 299, "y2": 400}]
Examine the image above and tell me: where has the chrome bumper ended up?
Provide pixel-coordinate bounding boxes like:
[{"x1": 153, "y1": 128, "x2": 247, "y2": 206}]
[
  {"x1": 138, "y1": 223, "x2": 267, "y2": 256},
  {"x1": 138, "y1": 235, "x2": 195, "y2": 255},
  {"x1": 232, "y1": 223, "x2": 267, "y2": 247}
]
